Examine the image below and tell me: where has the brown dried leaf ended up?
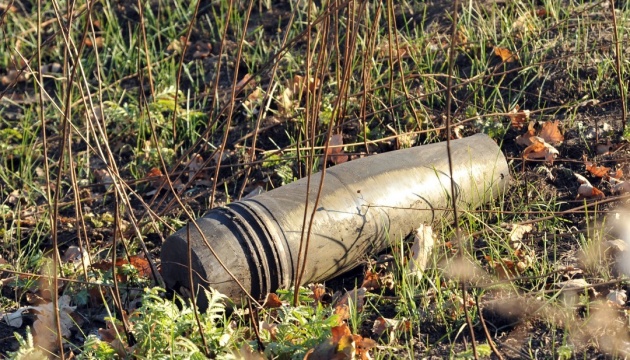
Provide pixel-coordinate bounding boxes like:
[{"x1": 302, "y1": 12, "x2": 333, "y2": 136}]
[
  {"x1": 576, "y1": 183, "x2": 605, "y2": 200},
  {"x1": 583, "y1": 156, "x2": 611, "y2": 178},
  {"x1": 523, "y1": 136, "x2": 559, "y2": 164},
  {"x1": 335, "y1": 287, "x2": 366, "y2": 312},
  {"x1": 235, "y1": 73, "x2": 254, "y2": 92},
  {"x1": 263, "y1": 293, "x2": 284, "y2": 309},
  {"x1": 32, "y1": 296, "x2": 76, "y2": 350},
  {"x1": 515, "y1": 122, "x2": 536, "y2": 146},
  {"x1": 507, "y1": 105, "x2": 530, "y2": 129},
  {"x1": 494, "y1": 47, "x2": 517, "y2": 62},
  {"x1": 291, "y1": 75, "x2": 320, "y2": 96},
  {"x1": 326, "y1": 134, "x2": 348, "y2": 165},
  {"x1": 485, "y1": 256, "x2": 519, "y2": 279},
  {"x1": 146, "y1": 167, "x2": 165, "y2": 188},
  {"x1": 360, "y1": 270, "x2": 380, "y2": 291},
  {"x1": 187, "y1": 153, "x2": 205, "y2": 182},
  {"x1": 309, "y1": 283, "x2": 326, "y2": 304},
  {"x1": 84, "y1": 37, "x2": 104, "y2": 48},
  {"x1": 538, "y1": 120, "x2": 564, "y2": 144}
]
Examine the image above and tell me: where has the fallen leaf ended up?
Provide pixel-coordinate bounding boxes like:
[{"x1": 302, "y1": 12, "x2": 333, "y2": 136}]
[
  {"x1": 507, "y1": 105, "x2": 530, "y2": 129},
  {"x1": 556, "y1": 278, "x2": 592, "y2": 292},
  {"x1": 576, "y1": 183, "x2": 605, "y2": 199},
  {"x1": 259, "y1": 321, "x2": 278, "y2": 341},
  {"x1": 372, "y1": 316, "x2": 411, "y2": 344},
  {"x1": 485, "y1": 256, "x2": 519, "y2": 279},
  {"x1": 334, "y1": 304, "x2": 350, "y2": 323},
  {"x1": 98, "y1": 319, "x2": 126, "y2": 343},
  {"x1": 292, "y1": 74, "x2": 320, "y2": 95},
  {"x1": 146, "y1": 167, "x2": 165, "y2": 188},
  {"x1": 575, "y1": 173, "x2": 605, "y2": 200},
  {"x1": 93, "y1": 255, "x2": 152, "y2": 282},
  {"x1": 494, "y1": 47, "x2": 517, "y2": 62},
  {"x1": 235, "y1": 73, "x2": 254, "y2": 92},
  {"x1": 583, "y1": 156, "x2": 611, "y2": 178},
  {"x1": 523, "y1": 136, "x2": 559, "y2": 164},
  {"x1": 612, "y1": 181, "x2": 630, "y2": 194},
  {"x1": 515, "y1": 121, "x2": 536, "y2": 146},
  {"x1": 335, "y1": 287, "x2": 366, "y2": 313},
  {"x1": 509, "y1": 224, "x2": 533, "y2": 243},
  {"x1": 84, "y1": 36, "x2": 104, "y2": 48},
  {"x1": 360, "y1": 270, "x2": 381, "y2": 291},
  {"x1": 115, "y1": 255, "x2": 152, "y2": 281},
  {"x1": 326, "y1": 134, "x2": 348, "y2": 165},
  {"x1": 602, "y1": 239, "x2": 627, "y2": 255},
  {"x1": 262, "y1": 293, "x2": 284, "y2": 309},
  {"x1": 187, "y1": 153, "x2": 205, "y2": 183},
  {"x1": 309, "y1": 283, "x2": 327, "y2": 304},
  {"x1": 538, "y1": 120, "x2": 564, "y2": 145},
  {"x1": 512, "y1": 12, "x2": 536, "y2": 33}
]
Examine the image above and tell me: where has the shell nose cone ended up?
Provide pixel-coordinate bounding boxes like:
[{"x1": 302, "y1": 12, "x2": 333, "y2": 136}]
[{"x1": 161, "y1": 211, "x2": 259, "y2": 309}]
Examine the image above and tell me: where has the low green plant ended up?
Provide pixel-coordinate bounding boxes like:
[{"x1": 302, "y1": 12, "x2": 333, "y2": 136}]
[{"x1": 261, "y1": 287, "x2": 341, "y2": 360}]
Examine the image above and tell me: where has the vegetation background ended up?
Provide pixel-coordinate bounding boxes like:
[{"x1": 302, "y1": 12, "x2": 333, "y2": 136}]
[{"x1": 1, "y1": 0, "x2": 630, "y2": 358}]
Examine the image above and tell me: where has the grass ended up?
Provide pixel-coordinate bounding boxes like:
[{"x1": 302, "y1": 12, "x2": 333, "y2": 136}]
[{"x1": 2, "y1": 0, "x2": 630, "y2": 358}]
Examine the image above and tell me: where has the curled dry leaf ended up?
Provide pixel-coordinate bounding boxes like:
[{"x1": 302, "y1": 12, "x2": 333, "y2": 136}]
[
  {"x1": 372, "y1": 316, "x2": 411, "y2": 344},
  {"x1": 187, "y1": 153, "x2": 205, "y2": 183},
  {"x1": 326, "y1": 134, "x2": 348, "y2": 165},
  {"x1": 555, "y1": 278, "x2": 592, "y2": 292},
  {"x1": 259, "y1": 321, "x2": 278, "y2": 341},
  {"x1": 309, "y1": 283, "x2": 327, "y2": 304},
  {"x1": 84, "y1": 36, "x2": 104, "y2": 48},
  {"x1": 146, "y1": 167, "x2": 165, "y2": 188},
  {"x1": 602, "y1": 239, "x2": 627, "y2": 255},
  {"x1": 523, "y1": 136, "x2": 559, "y2": 164},
  {"x1": 360, "y1": 270, "x2": 380, "y2": 291},
  {"x1": 485, "y1": 256, "x2": 520, "y2": 279},
  {"x1": 538, "y1": 120, "x2": 564, "y2": 145},
  {"x1": 335, "y1": 287, "x2": 366, "y2": 311},
  {"x1": 507, "y1": 105, "x2": 530, "y2": 129},
  {"x1": 305, "y1": 323, "x2": 376, "y2": 360},
  {"x1": 494, "y1": 47, "x2": 517, "y2": 62},
  {"x1": 3, "y1": 308, "x2": 27, "y2": 328},
  {"x1": 508, "y1": 223, "x2": 533, "y2": 250},
  {"x1": 583, "y1": 156, "x2": 611, "y2": 178},
  {"x1": 92, "y1": 255, "x2": 152, "y2": 282},
  {"x1": 515, "y1": 121, "x2": 536, "y2": 146},
  {"x1": 262, "y1": 293, "x2": 284, "y2": 309},
  {"x1": 291, "y1": 75, "x2": 320, "y2": 96},
  {"x1": 575, "y1": 173, "x2": 605, "y2": 200}
]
